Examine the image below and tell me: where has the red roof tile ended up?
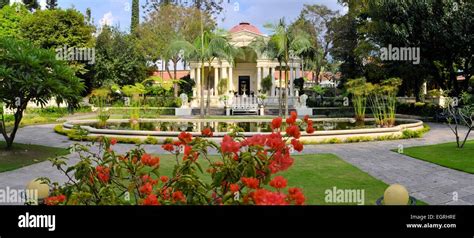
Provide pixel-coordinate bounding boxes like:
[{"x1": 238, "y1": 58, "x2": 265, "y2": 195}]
[{"x1": 229, "y1": 22, "x2": 262, "y2": 35}]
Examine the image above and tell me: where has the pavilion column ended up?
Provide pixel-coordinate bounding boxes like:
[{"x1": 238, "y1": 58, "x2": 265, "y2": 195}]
[
  {"x1": 222, "y1": 67, "x2": 229, "y2": 94},
  {"x1": 296, "y1": 65, "x2": 301, "y2": 79},
  {"x1": 214, "y1": 66, "x2": 219, "y2": 96},
  {"x1": 257, "y1": 67, "x2": 262, "y2": 93},
  {"x1": 196, "y1": 67, "x2": 201, "y2": 97},
  {"x1": 229, "y1": 66, "x2": 234, "y2": 93}
]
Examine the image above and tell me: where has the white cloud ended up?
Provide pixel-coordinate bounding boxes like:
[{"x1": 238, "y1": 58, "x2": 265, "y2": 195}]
[
  {"x1": 99, "y1": 11, "x2": 115, "y2": 26},
  {"x1": 39, "y1": 0, "x2": 46, "y2": 9}
]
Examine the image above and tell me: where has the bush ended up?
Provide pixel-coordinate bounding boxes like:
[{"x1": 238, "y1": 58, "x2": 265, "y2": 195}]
[
  {"x1": 144, "y1": 136, "x2": 159, "y2": 145},
  {"x1": 43, "y1": 114, "x2": 313, "y2": 205},
  {"x1": 397, "y1": 102, "x2": 442, "y2": 117}
]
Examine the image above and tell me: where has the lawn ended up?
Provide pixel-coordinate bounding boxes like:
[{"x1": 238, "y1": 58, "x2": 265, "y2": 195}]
[
  {"x1": 0, "y1": 141, "x2": 69, "y2": 173},
  {"x1": 156, "y1": 153, "x2": 400, "y2": 205},
  {"x1": 402, "y1": 140, "x2": 474, "y2": 174}
]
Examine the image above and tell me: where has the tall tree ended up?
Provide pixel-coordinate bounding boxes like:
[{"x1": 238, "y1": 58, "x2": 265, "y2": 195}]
[
  {"x1": 0, "y1": 37, "x2": 84, "y2": 149},
  {"x1": 0, "y1": 0, "x2": 9, "y2": 9},
  {"x1": 298, "y1": 4, "x2": 339, "y2": 82},
  {"x1": 266, "y1": 19, "x2": 312, "y2": 117},
  {"x1": 46, "y1": 0, "x2": 58, "y2": 9},
  {"x1": 137, "y1": 5, "x2": 215, "y2": 97},
  {"x1": 131, "y1": 0, "x2": 139, "y2": 34},
  {"x1": 170, "y1": 30, "x2": 237, "y2": 117},
  {"x1": 0, "y1": 4, "x2": 30, "y2": 38},
  {"x1": 22, "y1": 0, "x2": 39, "y2": 11},
  {"x1": 144, "y1": 0, "x2": 224, "y2": 16},
  {"x1": 94, "y1": 26, "x2": 148, "y2": 87}
]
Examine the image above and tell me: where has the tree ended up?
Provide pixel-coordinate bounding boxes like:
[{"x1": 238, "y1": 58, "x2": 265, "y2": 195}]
[
  {"x1": 170, "y1": 30, "x2": 238, "y2": 117},
  {"x1": 137, "y1": 5, "x2": 215, "y2": 97},
  {"x1": 0, "y1": 4, "x2": 30, "y2": 38},
  {"x1": 297, "y1": 4, "x2": 339, "y2": 82},
  {"x1": 144, "y1": 0, "x2": 224, "y2": 16},
  {"x1": 131, "y1": 0, "x2": 139, "y2": 33},
  {"x1": 0, "y1": 0, "x2": 9, "y2": 9},
  {"x1": 20, "y1": 8, "x2": 94, "y2": 50},
  {"x1": 22, "y1": 0, "x2": 39, "y2": 11},
  {"x1": 46, "y1": 0, "x2": 58, "y2": 9},
  {"x1": 265, "y1": 18, "x2": 312, "y2": 117},
  {"x1": 249, "y1": 34, "x2": 283, "y2": 115},
  {"x1": 93, "y1": 26, "x2": 148, "y2": 87},
  {"x1": 0, "y1": 37, "x2": 84, "y2": 149}
]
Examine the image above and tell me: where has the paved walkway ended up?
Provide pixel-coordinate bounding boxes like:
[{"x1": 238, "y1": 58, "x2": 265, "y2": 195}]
[{"x1": 0, "y1": 123, "x2": 473, "y2": 205}]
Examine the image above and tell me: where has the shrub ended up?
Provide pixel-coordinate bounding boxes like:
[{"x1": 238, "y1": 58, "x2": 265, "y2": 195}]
[
  {"x1": 43, "y1": 114, "x2": 313, "y2": 205},
  {"x1": 144, "y1": 136, "x2": 159, "y2": 145}
]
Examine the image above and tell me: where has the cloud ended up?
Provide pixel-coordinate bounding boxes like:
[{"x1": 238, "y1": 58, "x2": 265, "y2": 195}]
[
  {"x1": 39, "y1": 0, "x2": 46, "y2": 9},
  {"x1": 99, "y1": 11, "x2": 115, "y2": 26}
]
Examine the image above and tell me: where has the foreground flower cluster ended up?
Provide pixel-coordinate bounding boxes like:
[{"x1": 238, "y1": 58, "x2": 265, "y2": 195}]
[{"x1": 44, "y1": 113, "x2": 315, "y2": 205}]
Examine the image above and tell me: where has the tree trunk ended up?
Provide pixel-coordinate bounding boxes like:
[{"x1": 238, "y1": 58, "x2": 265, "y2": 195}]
[
  {"x1": 173, "y1": 59, "x2": 179, "y2": 97},
  {"x1": 200, "y1": 63, "x2": 205, "y2": 118},
  {"x1": 278, "y1": 63, "x2": 283, "y2": 117},
  {"x1": 1, "y1": 108, "x2": 24, "y2": 150},
  {"x1": 284, "y1": 67, "x2": 289, "y2": 118}
]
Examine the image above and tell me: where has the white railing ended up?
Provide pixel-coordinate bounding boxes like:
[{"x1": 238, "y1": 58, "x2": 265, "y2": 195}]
[{"x1": 231, "y1": 94, "x2": 259, "y2": 115}]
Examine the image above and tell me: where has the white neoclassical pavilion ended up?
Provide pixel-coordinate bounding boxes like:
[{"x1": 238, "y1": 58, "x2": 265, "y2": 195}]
[{"x1": 188, "y1": 22, "x2": 302, "y2": 109}]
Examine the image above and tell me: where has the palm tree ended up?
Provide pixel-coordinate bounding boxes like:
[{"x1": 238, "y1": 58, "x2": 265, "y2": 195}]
[
  {"x1": 169, "y1": 30, "x2": 237, "y2": 117},
  {"x1": 265, "y1": 18, "x2": 312, "y2": 118},
  {"x1": 249, "y1": 35, "x2": 283, "y2": 115}
]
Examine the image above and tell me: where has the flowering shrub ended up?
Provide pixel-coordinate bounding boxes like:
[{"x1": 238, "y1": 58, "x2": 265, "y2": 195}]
[{"x1": 43, "y1": 113, "x2": 314, "y2": 205}]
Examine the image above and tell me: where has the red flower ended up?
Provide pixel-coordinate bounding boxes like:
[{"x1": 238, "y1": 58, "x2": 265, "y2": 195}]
[
  {"x1": 221, "y1": 135, "x2": 240, "y2": 154},
  {"x1": 110, "y1": 138, "x2": 117, "y2": 145},
  {"x1": 288, "y1": 187, "x2": 305, "y2": 205},
  {"x1": 285, "y1": 125, "x2": 301, "y2": 139},
  {"x1": 291, "y1": 111, "x2": 297, "y2": 119},
  {"x1": 229, "y1": 183, "x2": 240, "y2": 193},
  {"x1": 160, "y1": 176, "x2": 169, "y2": 183},
  {"x1": 265, "y1": 132, "x2": 285, "y2": 150},
  {"x1": 141, "y1": 154, "x2": 160, "y2": 167},
  {"x1": 291, "y1": 139, "x2": 304, "y2": 152},
  {"x1": 269, "y1": 151, "x2": 294, "y2": 174},
  {"x1": 44, "y1": 194, "x2": 66, "y2": 205},
  {"x1": 172, "y1": 191, "x2": 186, "y2": 203},
  {"x1": 142, "y1": 194, "x2": 160, "y2": 205},
  {"x1": 183, "y1": 145, "x2": 199, "y2": 161},
  {"x1": 306, "y1": 124, "x2": 315, "y2": 134},
  {"x1": 162, "y1": 143, "x2": 174, "y2": 152},
  {"x1": 96, "y1": 165, "x2": 110, "y2": 183},
  {"x1": 241, "y1": 134, "x2": 267, "y2": 147},
  {"x1": 141, "y1": 175, "x2": 158, "y2": 185},
  {"x1": 269, "y1": 176, "x2": 288, "y2": 189},
  {"x1": 252, "y1": 189, "x2": 288, "y2": 205},
  {"x1": 303, "y1": 115, "x2": 310, "y2": 123},
  {"x1": 271, "y1": 117, "x2": 282, "y2": 130},
  {"x1": 139, "y1": 182, "x2": 153, "y2": 194},
  {"x1": 201, "y1": 127, "x2": 213, "y2": 137},
  {"x1": 241, "y1": 177, "x2": 259, "y2": 189},
  {"x1": 178, "y1": 132, "x2": 193, "y2": 144},
  {"x1": 286, "y1": 117, "x2": 296, "y2": 125}
]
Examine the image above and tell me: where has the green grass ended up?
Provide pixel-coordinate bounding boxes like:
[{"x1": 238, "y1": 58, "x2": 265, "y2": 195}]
[
  {"x1": 402, "y1": 140, "x2": 474, "y2": 174},
  {"x1": 156, "y1": 153, "x2": 422, "y2": 205},
  {"x1": 0, "y1": 141, "x2": 69, "y2": 173}
]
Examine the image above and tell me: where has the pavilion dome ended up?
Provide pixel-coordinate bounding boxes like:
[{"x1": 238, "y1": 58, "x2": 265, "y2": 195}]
[{"x1": 229, "y1": 22, "x2": 262, "y2": 35}]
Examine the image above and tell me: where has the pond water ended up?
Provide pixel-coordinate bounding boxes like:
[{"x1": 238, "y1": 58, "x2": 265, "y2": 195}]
[{"x1": 87, "y1": 120, "x2": 402, "y2": 133}]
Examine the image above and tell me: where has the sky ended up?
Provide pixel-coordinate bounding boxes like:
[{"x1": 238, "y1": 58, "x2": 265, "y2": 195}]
[{"x1": 31, "y1": 0, "x2": 348, "y2": 35}]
